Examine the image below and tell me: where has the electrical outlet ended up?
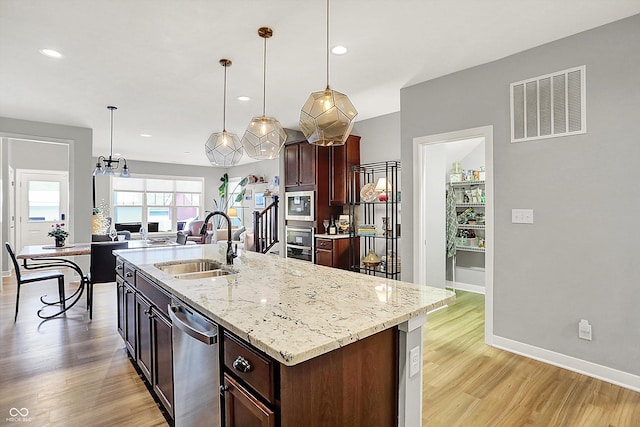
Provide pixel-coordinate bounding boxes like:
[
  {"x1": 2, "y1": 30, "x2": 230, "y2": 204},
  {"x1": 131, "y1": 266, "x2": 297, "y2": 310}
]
[
  {"x1": 409, "y1": 346, "x2": 420, "y2": 377},
  {"x1": 578, "y1": 319, "x2": 592, "y2": 341}
]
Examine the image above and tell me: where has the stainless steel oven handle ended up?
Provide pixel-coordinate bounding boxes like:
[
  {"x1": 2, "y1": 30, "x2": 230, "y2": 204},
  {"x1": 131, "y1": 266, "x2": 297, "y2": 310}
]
[
  {"x1": 286, "y1": 244, "x2": 312, "y2": 250},
  {"x1": 286, "y1": 226, "x2": 313, "y2": 232}
]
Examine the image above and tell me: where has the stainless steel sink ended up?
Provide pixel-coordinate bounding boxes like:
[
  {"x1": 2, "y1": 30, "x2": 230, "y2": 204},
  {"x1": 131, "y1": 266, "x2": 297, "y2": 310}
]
[
  {"x1": 173, "y1": 269, "x2": 233, "y2": 280},
  {"x1": 154, "y1": 259, "x2": 224, "y2": 274}
]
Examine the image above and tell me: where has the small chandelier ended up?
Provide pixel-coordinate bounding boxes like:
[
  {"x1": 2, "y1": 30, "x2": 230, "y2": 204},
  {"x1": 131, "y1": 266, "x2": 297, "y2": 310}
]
[
  {"x1": 205, "y1": 59, "x2": 243, "y2": 167},
  {"x1": 299, "y1": 0, "x2": 358, "y2": 146},
  {"x1": 241, "y1": 27, "x2": 287, "y2": 160},
  {"x1": 94, "y1": 105, "x2": 130, "y2": 177}
]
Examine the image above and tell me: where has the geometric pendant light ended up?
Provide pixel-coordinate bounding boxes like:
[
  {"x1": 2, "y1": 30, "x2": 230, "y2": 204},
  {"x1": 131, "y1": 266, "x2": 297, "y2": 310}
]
[
  {"x1": 205, "y1": 59, "x2": 244, "y2": 167},
  {"x1": 299, "y1": 0, "x2": 358, "y2": 146},
  {"x1": 241, "y1": 27, "x2": 287, "y2": 160}
]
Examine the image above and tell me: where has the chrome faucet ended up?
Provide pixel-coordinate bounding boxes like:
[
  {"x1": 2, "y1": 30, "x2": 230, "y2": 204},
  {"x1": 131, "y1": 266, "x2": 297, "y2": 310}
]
[{"x1": 200, "y1": 211, "x2": 237, "y2": 265}]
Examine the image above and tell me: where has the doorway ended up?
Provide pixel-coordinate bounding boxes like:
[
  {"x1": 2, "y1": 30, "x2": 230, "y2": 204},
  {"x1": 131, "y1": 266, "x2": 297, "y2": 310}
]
[
  {"x1": 16, "y1": 169, "x2": 69, "y2": 250},
  {"x1": 413, "y1": 125, "x2": 494, "y2": 344}
]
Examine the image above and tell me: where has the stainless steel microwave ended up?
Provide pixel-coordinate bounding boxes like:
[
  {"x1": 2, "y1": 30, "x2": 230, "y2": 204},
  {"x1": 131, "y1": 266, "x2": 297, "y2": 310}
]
[{"x1": 285, "y1": 191, "x2": 314, "y2": 221}]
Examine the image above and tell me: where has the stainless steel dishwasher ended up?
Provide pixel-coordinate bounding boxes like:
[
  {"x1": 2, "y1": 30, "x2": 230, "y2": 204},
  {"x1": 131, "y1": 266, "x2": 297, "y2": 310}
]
[{"x1": 169, "y1": 299, "x2": 221, "y2": 427}]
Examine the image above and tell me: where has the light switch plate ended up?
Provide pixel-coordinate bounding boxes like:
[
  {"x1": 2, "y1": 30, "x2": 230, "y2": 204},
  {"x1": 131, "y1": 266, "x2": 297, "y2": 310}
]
[{"x1": 512, "y1": 209, "x2": 534, "y2": 224}]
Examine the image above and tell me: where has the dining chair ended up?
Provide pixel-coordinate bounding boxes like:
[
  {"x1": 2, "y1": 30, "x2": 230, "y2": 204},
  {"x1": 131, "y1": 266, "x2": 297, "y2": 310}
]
[
  {"x1": 87, "y1": 241, "x2": 129, "y2": 319},
  {"x1": 5, "y1": 242, "x2": 66, "y2": 322}
]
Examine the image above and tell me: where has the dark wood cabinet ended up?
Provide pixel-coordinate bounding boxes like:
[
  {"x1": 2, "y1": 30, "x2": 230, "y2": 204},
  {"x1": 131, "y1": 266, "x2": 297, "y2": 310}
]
[
  {"x1": 223, "y1": 374, "x2": 275, "y2": 427},
  {"x1": 284, "y1": 142, "x2": 316, "y2": 188},
  {"x1": 152, "y1": 309, "x2": 174, "y2": 417},
  {"x1": 116, "y1": 276, "x2": 125, "y2": 339},
  {"x1": 135, "y1": 294, "x2": 153, "y2": 383},
  {"x1": 116, "y1": 259, "x2": 174, "y2": 421},
  {"x1": 284, "y1": 139, "x2": 341, "y2": 231},
  {"x1": 330, "y1": 134, "x2": 360, "y2": 206},
  {"x1": 123, "y1": 280, "x2": 137, "y2": 357},
  {"x1": 315, "y1": 237, "x2": 359, "y2": 270},
  {"x1": 298, "y1": 142, "x2": 316, "y2": 187}
]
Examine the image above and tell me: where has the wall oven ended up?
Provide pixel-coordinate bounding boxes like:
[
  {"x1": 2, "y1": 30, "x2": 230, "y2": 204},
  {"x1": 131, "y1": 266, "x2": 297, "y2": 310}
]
[
  {"x1": 285, "y1": 191, "x2": 315, "y2": 221},
  {"x1": 286, "y1": 226, "x2": 314, "y2": 263}
]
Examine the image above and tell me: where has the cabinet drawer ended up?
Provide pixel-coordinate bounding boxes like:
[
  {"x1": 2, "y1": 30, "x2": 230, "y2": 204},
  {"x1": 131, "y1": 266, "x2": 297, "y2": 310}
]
[
  {"x1": 135, "y1": 272, "x2": 171, "y2": 319},
  {"x1": 223, "y1": 332, "x2": 275, "y2": 404},
  {"x1": 316, "y1": 238, "x2": 333, "y2": 250}
]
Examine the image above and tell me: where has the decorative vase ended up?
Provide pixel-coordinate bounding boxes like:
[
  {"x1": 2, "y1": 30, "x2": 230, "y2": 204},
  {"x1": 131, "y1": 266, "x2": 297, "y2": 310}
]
[
  {"x1": 55, "y1": 237, "x2": 65, "y2": 247},
  {"x1": 363, "y1": 250, "x2": 381, "y2": 268}
]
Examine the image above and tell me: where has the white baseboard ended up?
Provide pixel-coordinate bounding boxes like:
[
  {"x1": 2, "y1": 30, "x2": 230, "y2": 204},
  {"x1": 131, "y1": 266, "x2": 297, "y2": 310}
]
[
  {"x1": 492, "y1": 335, "x2": 640, "y2": 393},
  {"x1": 445, "y1": 280, "x2": 485, "y2": 294}
]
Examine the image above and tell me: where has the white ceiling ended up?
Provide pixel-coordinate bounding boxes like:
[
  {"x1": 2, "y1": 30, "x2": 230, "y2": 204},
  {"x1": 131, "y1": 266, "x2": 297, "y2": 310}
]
[{"x1": 2, "y1": 1, "x2": 639, "y2": 167}]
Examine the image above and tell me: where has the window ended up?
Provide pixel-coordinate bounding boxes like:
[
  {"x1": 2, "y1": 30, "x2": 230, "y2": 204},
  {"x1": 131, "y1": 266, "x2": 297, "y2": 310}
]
[
  {"x1": 112, "y1": 176, "x2": 203, "y2": 233},
  {"x1": 28, "y1": 181, "x2": 60, "y2": 221}
]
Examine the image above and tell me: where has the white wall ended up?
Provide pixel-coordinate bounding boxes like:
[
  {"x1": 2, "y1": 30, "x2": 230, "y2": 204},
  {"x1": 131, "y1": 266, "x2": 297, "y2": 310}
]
[{"x1": 401, "y1": 14, "x2": 640, "y2": 378}]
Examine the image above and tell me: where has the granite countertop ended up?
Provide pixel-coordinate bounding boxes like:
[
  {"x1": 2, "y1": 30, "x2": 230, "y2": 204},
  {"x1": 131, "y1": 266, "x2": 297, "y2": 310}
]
[{"x1": 114, "y1": 244, "x2": 455, "y2": 366}]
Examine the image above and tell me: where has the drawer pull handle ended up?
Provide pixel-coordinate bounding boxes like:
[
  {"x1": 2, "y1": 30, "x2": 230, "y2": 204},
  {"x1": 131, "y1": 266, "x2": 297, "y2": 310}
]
[
  {"x1": 220, "y1": 384, "x2": 229, "y2": 394},
  {"x1": 125, "y1": 271, "x2": 133, "y2": 278},
  {"x1": 116, "y1": 265, "x2": 123, "y2": 270},
  {"x1": 232, "y1": 356, "x2": 252, "y2": 373}
]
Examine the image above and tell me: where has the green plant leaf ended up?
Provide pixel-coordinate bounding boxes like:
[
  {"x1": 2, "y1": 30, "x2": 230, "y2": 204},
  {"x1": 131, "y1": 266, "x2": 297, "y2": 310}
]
[{"x1": 235, "y1": 188, "x2": 246, "y2": 203}]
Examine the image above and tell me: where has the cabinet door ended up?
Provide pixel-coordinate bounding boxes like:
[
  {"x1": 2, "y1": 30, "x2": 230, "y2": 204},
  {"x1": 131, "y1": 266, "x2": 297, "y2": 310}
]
[
  {"x1": 298, "y1": 142, "x2": 316, "y2": 187},
  {"x1": 330, "y1": 135, "x2": 360, "y2": 206},
  {"x1": 124, "y1": 282, "x2": 137, "y2": 357},
  {"x1": 223, "y1": 374, "x2": 275, "y2": 427},
  {"x1": 316, "y1": 249, "x2": 333, "y2": 267},
  {"x1": 284, "y1": 144, "x2": 299, "y2": 187},
  {"x1": 116, "y1": 277, "x2": 125, "y2": 339},
  {"x1": 135, "y1": 294, "x2": 153, "y2": 383},
  {"x1": 153, "y1": 311, "x2": 174, "y2": 417}
]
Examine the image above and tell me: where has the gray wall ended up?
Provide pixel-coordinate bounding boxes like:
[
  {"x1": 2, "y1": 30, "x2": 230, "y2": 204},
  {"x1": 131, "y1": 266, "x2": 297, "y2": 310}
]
[
  {"x1": 353, "y1": 112, "x2": 401, "y2": 164},
  {"x1": 1, "y1": 117, "x2": 93, "y2": 271},
  {"x1": 400, "y1": 14, "x2": 640, "y2": 374},
  {"x1": 9, "y1": 139, "x2": 69, "y2": 170}
]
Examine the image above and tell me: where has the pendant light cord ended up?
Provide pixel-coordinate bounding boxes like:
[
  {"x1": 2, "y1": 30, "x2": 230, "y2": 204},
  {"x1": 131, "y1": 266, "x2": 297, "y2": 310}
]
[
  {"x1": 326, "y1": 0, "x2": 330, "y2": 88},
  {"x1": 223, "y1": 63, "x2": 227, "y2": 132},
  {"x1": 263, "y1": 35, "x2": 267, "y2": 116},
  {"x1": 109, "y1": 106, "x2": 115, "y2": 158}
]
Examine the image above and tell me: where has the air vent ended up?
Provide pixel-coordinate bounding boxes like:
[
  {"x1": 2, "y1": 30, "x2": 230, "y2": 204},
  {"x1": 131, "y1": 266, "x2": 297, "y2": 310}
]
[{"x1": 510, "y1": 65, "x2": 586, "y2": 143}]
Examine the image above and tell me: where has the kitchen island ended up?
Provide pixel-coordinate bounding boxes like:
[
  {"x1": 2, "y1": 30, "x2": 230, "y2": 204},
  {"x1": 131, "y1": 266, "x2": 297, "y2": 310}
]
[{"x1": 114, "y1": 244, "x2": 454, "y2": 427}]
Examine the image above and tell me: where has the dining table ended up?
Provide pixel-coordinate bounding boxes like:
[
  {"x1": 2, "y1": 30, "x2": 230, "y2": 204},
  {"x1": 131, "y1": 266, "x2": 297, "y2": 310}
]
[{"x1": 17, "y1": 238, "x2": 186, "y2": 319}]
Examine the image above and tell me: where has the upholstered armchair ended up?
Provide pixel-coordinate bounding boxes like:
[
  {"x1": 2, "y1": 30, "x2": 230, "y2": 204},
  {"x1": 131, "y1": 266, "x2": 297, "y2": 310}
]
[{"x1": 184, "y1": 220, "x2": 213, "y2": 244}]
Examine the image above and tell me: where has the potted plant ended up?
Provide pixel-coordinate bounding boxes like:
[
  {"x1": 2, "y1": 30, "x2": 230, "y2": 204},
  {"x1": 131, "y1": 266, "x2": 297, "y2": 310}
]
[
  {"x1": 209, "y1": 173, "x2": 248, "y2": 228},
  {"x1": 48, "y1": 223, "x2": 69, "y2": 247}
]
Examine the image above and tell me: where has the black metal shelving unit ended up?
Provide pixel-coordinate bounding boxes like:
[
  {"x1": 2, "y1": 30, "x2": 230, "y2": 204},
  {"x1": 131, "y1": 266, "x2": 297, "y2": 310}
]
[{"x1": 348, "y1": 161, "x2": 401, "y2": 280}]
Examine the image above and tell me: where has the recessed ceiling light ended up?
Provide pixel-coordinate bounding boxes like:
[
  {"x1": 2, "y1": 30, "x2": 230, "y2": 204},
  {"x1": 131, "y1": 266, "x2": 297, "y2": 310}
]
[
  {"x1": 237, "y1": 96, "x2": 251, "y2": 102},
  {"x1": 331, "y1": 45, "x2": 348, "y2": 55},
  {"x1": 39, "y1": 49, "x2": 62, "y2": 58},
  {"x1": 114, "y1": 152, "x2": 122, "y2": 156},
  {"x1": 183, "y1": 151, "x2": 191, "y2": 154},
  {"x1": 140, "y1": 133, "x2": 152, "y2": 137}
]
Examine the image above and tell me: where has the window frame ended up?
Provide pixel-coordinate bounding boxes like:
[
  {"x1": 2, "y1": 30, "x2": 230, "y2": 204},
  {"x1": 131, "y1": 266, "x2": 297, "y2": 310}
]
[{"x1": 110, "y1": 174, "x2": 204, "y2": 234}]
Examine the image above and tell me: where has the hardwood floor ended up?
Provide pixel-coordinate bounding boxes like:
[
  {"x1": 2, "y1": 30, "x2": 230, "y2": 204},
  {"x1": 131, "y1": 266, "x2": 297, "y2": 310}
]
[
  {"x1": 2, "y1": 276, "x2": 639, "y2": 426},
  {"x1": 0, "y1": 275, "x2": 166, "y2": 426},
  {"x1": 423, "y1": 291, "x2": 640, "y2": 426}
]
